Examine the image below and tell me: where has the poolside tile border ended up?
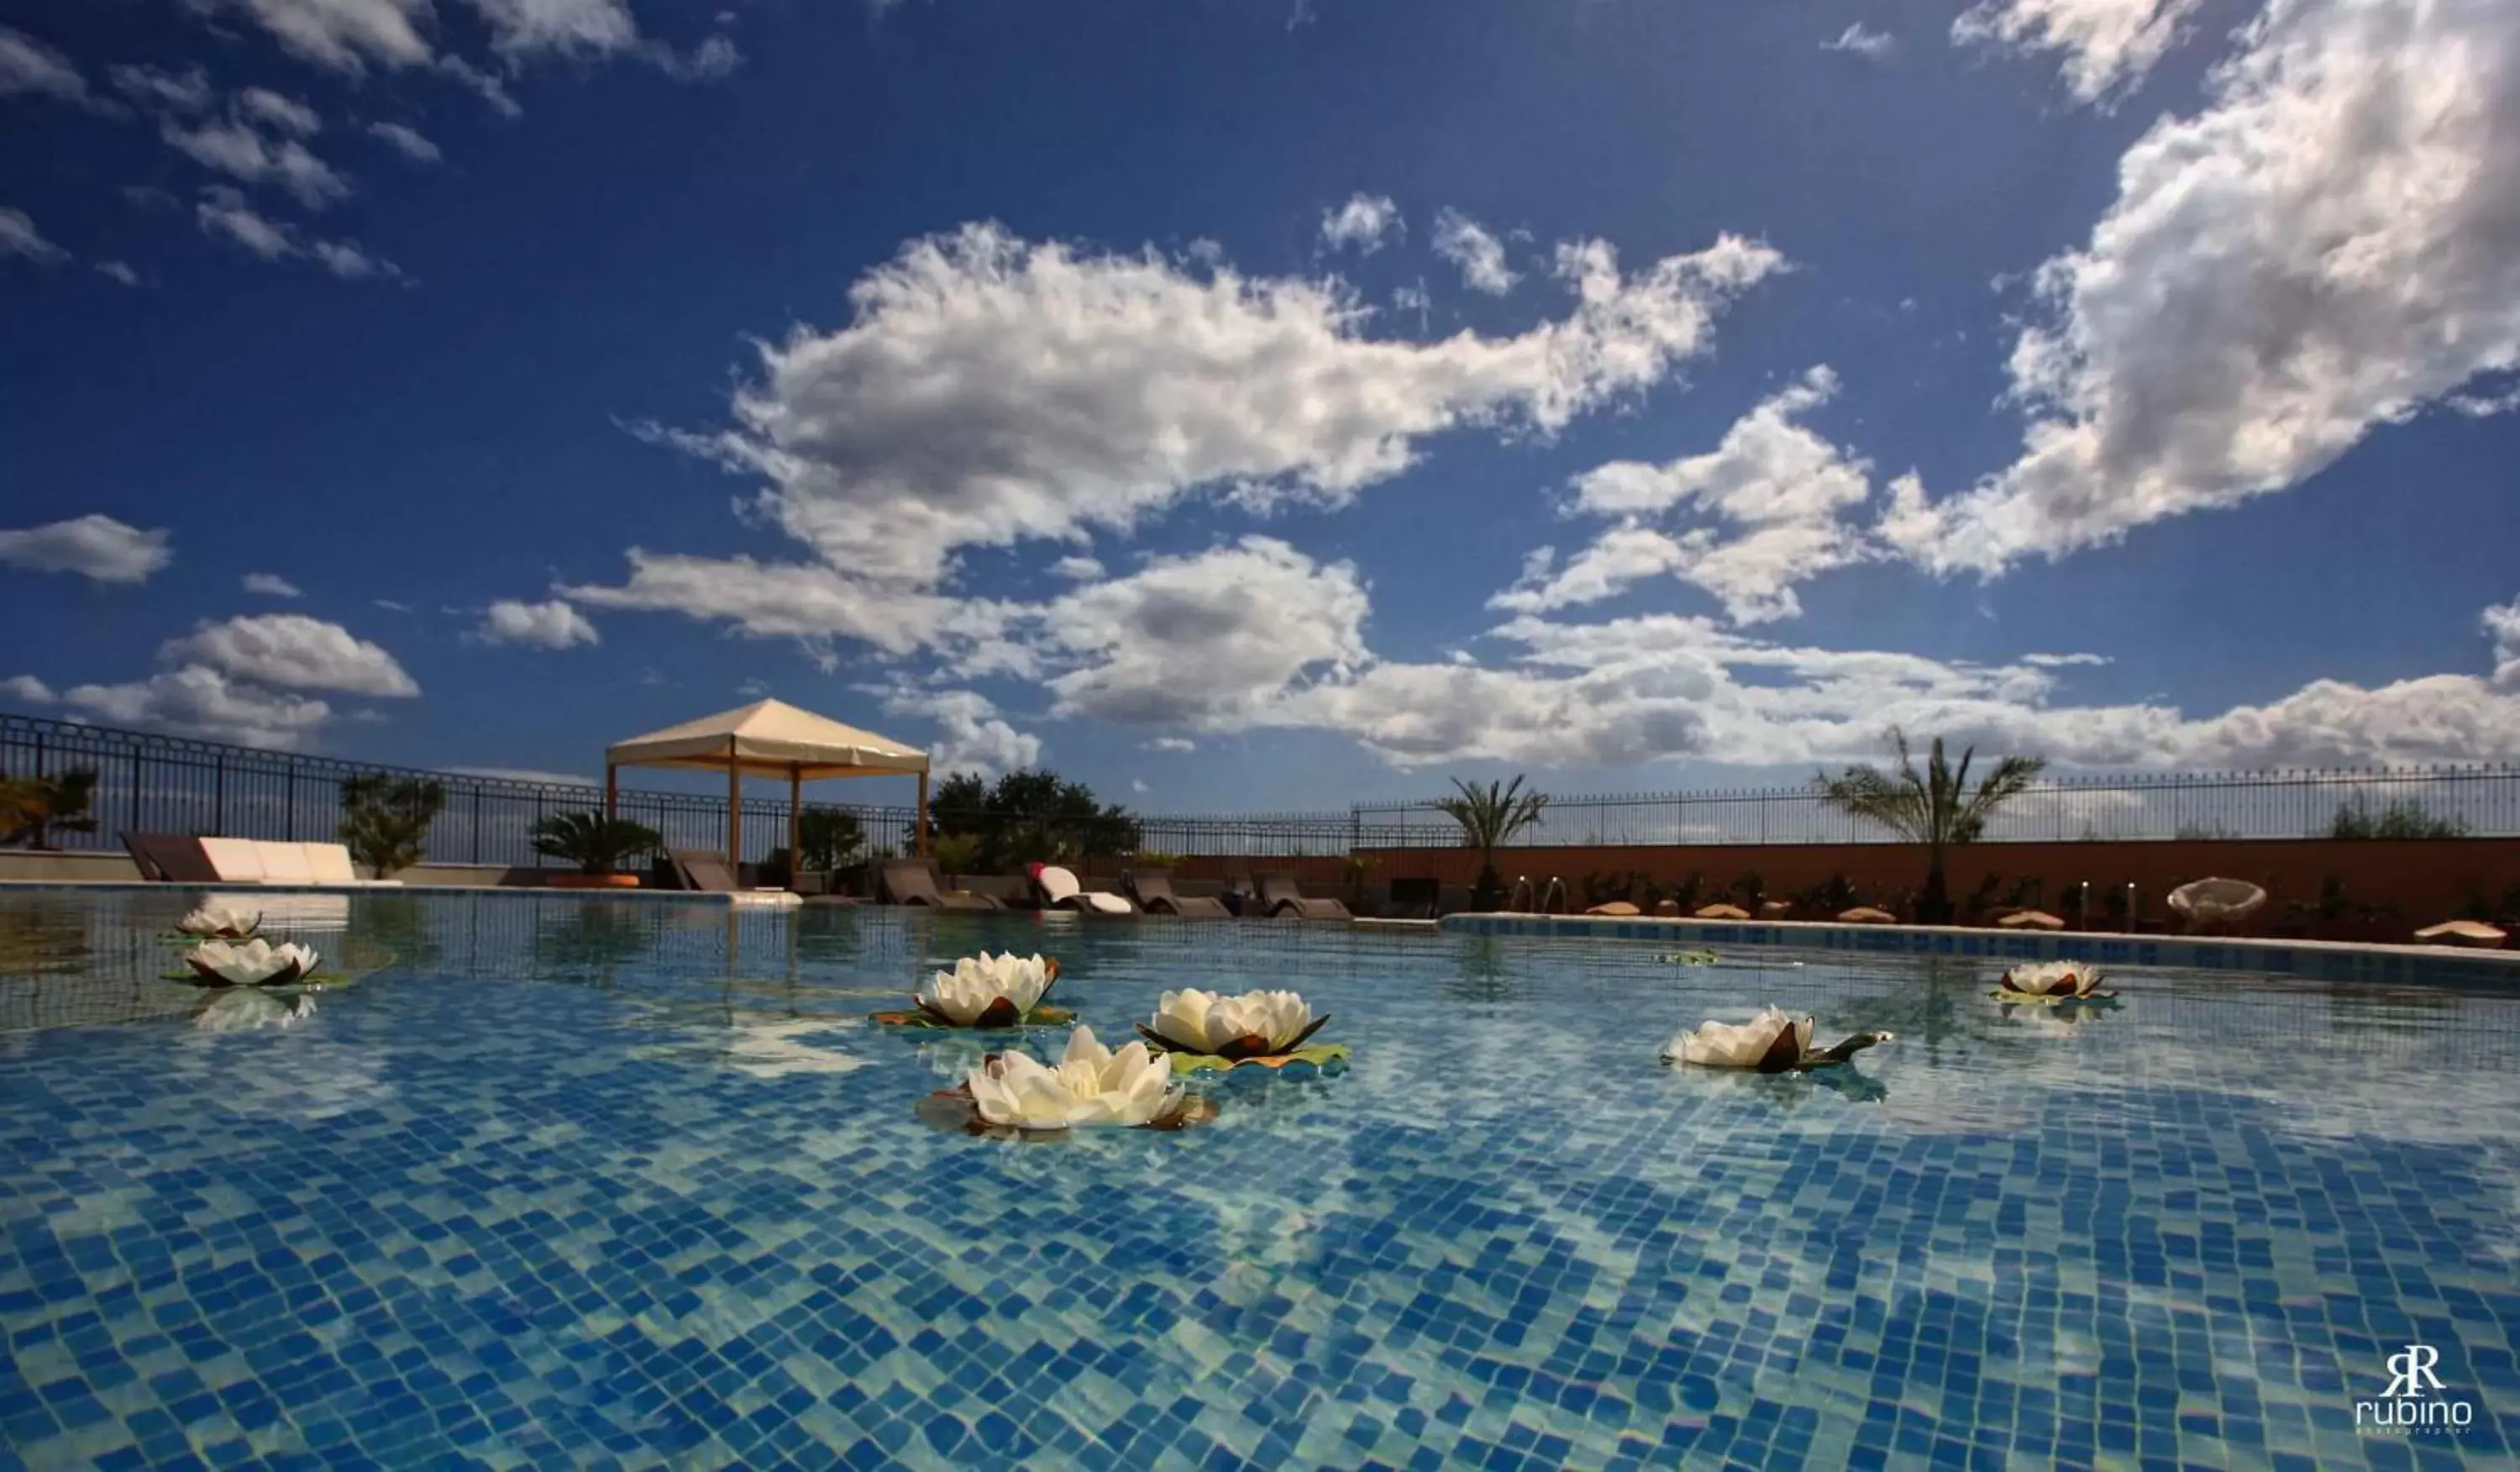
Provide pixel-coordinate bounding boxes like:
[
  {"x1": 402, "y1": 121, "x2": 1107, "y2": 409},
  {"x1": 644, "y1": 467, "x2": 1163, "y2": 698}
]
[{"x1": 1436, "y1": 912, "x2": 2520, "y2": 986}]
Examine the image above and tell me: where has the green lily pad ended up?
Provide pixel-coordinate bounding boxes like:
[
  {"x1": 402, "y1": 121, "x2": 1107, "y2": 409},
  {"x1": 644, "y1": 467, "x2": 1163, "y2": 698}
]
[
  {"x1": 1659, "y1": 950, "x2": 1719, "y2": 965},
  {"x1": 871, "y1": 1006, "x2": 1077, "y2": 1029},
  {"x1": 1166, "y1": 1043, "x2": 1350, "y2": 1075}
]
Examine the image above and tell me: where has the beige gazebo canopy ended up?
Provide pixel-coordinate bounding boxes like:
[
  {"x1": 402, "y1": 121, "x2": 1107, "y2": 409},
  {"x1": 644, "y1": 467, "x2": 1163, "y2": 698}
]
[{"x1": 605, "y1": 698, "x2": 931, "y2": 868}]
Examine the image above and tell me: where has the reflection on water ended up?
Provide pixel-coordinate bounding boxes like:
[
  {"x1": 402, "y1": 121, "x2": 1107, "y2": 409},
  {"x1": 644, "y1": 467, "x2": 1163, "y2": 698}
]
[{"x1": 192, "y1": 988, "x2": 317, "y2": 1033}]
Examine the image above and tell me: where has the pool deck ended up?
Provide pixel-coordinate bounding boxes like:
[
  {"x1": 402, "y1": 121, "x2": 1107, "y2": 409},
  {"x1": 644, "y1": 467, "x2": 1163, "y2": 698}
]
[{"x1": 1438, "y1": 910, "x2": 2520, "y2": 985}]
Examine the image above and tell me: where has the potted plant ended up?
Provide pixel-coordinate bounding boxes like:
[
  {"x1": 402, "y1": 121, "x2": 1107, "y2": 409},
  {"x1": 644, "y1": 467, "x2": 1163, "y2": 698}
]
[
  {"x1": 339, "y1": 774, "x2": 446, "y2": 880},
  {"x1": 530, "y1": 811, "x2": 664, "y2": 888},
  {"x1": 1341, "y1": 853, "x2": 1379, "y2": 908},
  {"x1": 0, "y1": 769, "x2": 100, "y2": 849},
  {"x1": 932, "y1": 833, "x2": 984, "y2": 891}
]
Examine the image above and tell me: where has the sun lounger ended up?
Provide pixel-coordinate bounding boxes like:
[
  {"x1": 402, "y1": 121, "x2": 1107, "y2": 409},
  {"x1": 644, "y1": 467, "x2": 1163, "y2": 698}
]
[
  {"x1": 1030, "y1": 864, "x2": 1135, "y2": 916},
  {"x1": 671, "y1": 849, "x2": 741, "y2": 892},
  {"x1": 875, "y1": 858, "x2": 1004, "y2": 911},
  {"x1": 194, "y1": 838, "x2": 403, "y2": 886},
  {"x1": 123, "y1": 833, "x2": 220, "y2": 883},
  {"x1": 1125, "y1": 870, "x2": 1231, "y2": 918},
  {"x1": 1255, "y1": 873, "x2": 1350, "y2": 920}
]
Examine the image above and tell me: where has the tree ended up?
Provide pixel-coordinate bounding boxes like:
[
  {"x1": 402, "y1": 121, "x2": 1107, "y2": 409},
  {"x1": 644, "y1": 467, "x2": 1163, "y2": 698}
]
[
  {"x1": 795, "y1": 807, "x2": 865, "y2": 873},
  {"x1": 338, "y1": 774, "x2": 445, "y2": 879},
  {"x1": 530, "y1": 811, "x2": 664, "y2": 875},
  {"x1": 928, "y1": 768, "x2": 1138, "y2": 872},
  {"x1": 1434, "y1": 775, "x2": 1548, "y2": 911},
  {"x1": 1814, "y1": 728, "x2": 2045, "y2": 925},
  {"x1": 0, "y1": 769, "x2": 99, "y2": 849}
]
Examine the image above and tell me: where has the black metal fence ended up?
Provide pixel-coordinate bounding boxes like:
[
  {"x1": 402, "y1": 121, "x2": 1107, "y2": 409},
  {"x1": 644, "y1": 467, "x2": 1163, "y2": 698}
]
[
  {"x1": 0, "y1": 714, "x2": 1400, "y2": 865},
  {"x1": 1353, "y1": 765, "x2": 2520, "y2": 847},
  {"x1": 5, "y1": 712, "x2": 2514, "y2": 865}
]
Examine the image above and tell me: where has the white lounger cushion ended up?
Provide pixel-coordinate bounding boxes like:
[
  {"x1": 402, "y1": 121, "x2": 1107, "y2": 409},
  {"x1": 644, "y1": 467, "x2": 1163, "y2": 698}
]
[
  {"x1": 255, "y1": 841, "x2": 318, "y2": 886},
  {"x1": 303, "y1": 843, "x2": 360, "y2": 885},
  {"x1": 1038, "y1": 865, "x2": 1130, "y2": 913},
  {"x1": 199, "y1": 838, "x2": 267, "y2": 884}
]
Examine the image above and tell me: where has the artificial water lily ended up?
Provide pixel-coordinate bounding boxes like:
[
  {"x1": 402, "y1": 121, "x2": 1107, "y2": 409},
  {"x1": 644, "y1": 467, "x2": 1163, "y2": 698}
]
[
  {"x1": 1994, "y1": 960, "x2": 2113, "y2": 1001},
  {"x1": 176, "y1": 902, "x2": 261, "y2": 939},
  {"x1": 1139, "y1": 988, "x2": 1331, "y2": 1059},
  {"x1": 912, "y1": 952, "x2": 1062, "y2": 1028},
  {"x1": 182, "y1": 938, "x2": 320, "y2": 986},
  {"x1": 1661, "y1": 1006, "x2": 1893, "y2": 1072},
  {"x1": 963, "y1": 1026, "x2": 1188, "y2": 1130}
]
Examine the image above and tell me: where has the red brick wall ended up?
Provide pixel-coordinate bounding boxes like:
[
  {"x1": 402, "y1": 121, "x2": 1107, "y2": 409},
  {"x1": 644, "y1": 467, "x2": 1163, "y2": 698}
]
[{"x1": 1143, "y1": 839, "x2": 2520, "y2": 932}]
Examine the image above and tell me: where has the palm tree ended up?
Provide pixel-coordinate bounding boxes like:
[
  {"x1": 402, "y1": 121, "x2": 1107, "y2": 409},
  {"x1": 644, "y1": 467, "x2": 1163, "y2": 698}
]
[
  {"x1": 1814, "y1": 728, "x2": 2046, "y2": 924},
  {"x1": 0, "y1": 769, "x2": 100, "y2": 849},
  {"x1": 530, "y1": 811, "x2": 664, "y2": 875},
  {"x1": 1434, "y1": 775, "x2": 1548, "y2": 911}
]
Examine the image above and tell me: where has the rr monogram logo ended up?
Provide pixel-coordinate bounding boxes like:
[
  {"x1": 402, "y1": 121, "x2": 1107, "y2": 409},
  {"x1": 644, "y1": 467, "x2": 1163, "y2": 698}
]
[{"x1": 2383, "y1": 1344, "x2": 2444, "y2": 1399}]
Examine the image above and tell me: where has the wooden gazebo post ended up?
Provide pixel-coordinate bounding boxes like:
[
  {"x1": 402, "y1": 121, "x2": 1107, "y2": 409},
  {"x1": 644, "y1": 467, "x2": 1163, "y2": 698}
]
[
  {"x1": 725, "y1": 737, "x2": 742, "y2": 868},
  {"x1": 787, "y1": 763, "x2": 802, "y2": 886}
]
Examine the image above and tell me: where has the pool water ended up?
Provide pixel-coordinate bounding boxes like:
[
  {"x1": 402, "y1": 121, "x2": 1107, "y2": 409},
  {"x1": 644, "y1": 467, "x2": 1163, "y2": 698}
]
[{"x1": 1, "y1": 891, "x2": 2516, "y2": 1470}]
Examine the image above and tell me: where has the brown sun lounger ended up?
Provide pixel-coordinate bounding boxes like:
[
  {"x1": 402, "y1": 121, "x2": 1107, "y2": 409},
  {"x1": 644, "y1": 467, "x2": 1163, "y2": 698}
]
[
  {"x1": 1124, "y1": 870, "x2": 1230, "y2": 918},
  {"x1": 1256, "y1": 873, "x2": 1351, "y2": 920},
  {"x1": 876, "y1": 858, "x2": 1004, "y2": 911},
  {"x1": 670, "y1": 849, "x2": 743, "y2": 893},
  {"x1": 123, "y1": 832, "x2": 220, "y2": 883}
]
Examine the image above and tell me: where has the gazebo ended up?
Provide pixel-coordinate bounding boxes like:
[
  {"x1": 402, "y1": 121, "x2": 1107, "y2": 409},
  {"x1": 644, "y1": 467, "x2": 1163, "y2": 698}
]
[{"x1": 604, "y1": 699, "x2": 931, "y2": 873}]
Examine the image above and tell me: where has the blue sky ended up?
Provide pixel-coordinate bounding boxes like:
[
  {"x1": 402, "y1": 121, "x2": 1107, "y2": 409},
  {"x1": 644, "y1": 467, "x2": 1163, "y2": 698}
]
[{"x1": 4, "y1": 0, "x2": 2517, "y2": 812}]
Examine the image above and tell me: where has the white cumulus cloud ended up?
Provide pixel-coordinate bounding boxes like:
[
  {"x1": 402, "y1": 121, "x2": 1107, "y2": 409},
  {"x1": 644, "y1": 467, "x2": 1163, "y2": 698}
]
[
  {"x1": 1320, "y1": 193, "x2": 1403, "y2": 255},
  {"x1": 880, "y1": 688, "x2": 1042, "y2": 779},
  {"x1": 1894, "y1": 0, "x2": 2520, "y2": 577},
  {"x1": 1495, "y1": 367, "x2": 1880, "y2": 623},
  {"x1": 242, "y1": 571, "x2": 304, "y2": 597},
  {"x1": 0, "y1": 26, "x2": 89, "y2": 103},
  {"x1": 163, "y1": 115, "x2": 349, "y2": 208},
  {"x1": 1431, "y1": 208, "x2": 1518, "y2": 295},
  {"x1": 366, "y1": 120, "x2": 440, "y2": 162},
  {"x1": 0, "y1": 514, "x2": 171, "y2": 583},
  {"x1": 0, "y1": 675, "x2": 57, "y2": 705},
  {"x1": 1953, "y1": 0, "x2": 2201, "y2": 104},
  {"x1": 475, "y1": 597, "x2": 600, "y2": 649},
  {"x1": 160, "y1": 613, "x2": 420, "y2": 696},
  {"x1": 573, "y1": 221, "x2": 1780, "y2": 655},
  {"x1": 66, "y1": 665, "x2": 333, "y2": 749},
  {"x1": 110, "y1": 64, "x2": 214, "y2": 112},
  {"x1": 0, "y1": 208, "x2": 66, "y2": 264}
]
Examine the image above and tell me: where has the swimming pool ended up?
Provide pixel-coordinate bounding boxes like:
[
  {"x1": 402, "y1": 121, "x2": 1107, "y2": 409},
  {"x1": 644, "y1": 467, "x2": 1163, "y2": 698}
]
[{"x1": 1, "y1": 889, "x2": 2514, "y2": 1469}]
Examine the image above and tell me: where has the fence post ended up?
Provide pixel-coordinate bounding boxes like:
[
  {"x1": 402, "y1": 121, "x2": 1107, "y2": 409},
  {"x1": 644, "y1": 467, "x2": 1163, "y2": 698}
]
[
  {"x1": 285, "y1": 768, "x2": 297, "y2": 840},
  {"x1": 130, "y1": 749, "x2": 144, "y2": 835},
  {"x1": 213, "y1": 754, "x2": 225, "y2": 833},
  {"x1": 471, "y1": 788, "x2": 483, "y2": 865}
]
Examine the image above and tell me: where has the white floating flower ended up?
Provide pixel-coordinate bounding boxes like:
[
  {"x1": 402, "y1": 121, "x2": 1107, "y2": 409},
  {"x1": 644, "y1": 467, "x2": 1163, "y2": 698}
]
[
  {"x1": 1662, "y1": 1005, "x2": 1893, "y2": 1072},
  {"x1": 913, "y1": 952, "x2": 1060, "y2": 1028},
  {"x1": 177, "y1": 903, "x2": 261, "y2": 939},
  {"x1": 965, "y1": 1026, "x2": 1184, "y2": 1131},
  {"x1": 1995, "y1": 960, "x2": 2111, "y2": 1001},
  {"x1": 194, "y1": 990, "x2": 315, "y2": 1033},
  {"x1": 183, "y1": 938, "x2": 319, "y2": 986},
  {"x1": 1141, "y1": 988, "x2": 1330, "y2": 1059}
]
